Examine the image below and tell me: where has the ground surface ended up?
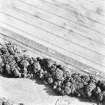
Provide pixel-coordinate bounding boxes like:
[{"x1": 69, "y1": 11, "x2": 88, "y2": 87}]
[{"x1": 0, "y1": 76, "x2": 96, "y2": 105}]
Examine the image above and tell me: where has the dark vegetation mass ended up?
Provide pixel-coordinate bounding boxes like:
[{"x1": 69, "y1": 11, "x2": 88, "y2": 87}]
[{"x1": 0, "y1": 41, "x2": 105, "y2": 105}]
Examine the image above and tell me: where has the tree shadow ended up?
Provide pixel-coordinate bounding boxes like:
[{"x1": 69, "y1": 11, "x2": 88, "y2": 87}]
[
  {"x1": 78, "y1": 96, "x2": 96, "y2": 104},
  {"x1": 34, "y1": 79, "x2": 57, "y2": 96},
  {"x1": 43, "y1": 85, "x2": 58, "y2": 96},
  {"x1": 76, "y1": 95, "x2": 104, "y2": 105},
  {"x1": 0, "y1": 74, "x2": 14, "y2": 78}
]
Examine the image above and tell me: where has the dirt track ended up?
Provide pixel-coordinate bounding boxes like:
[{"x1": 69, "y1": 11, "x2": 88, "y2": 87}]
[{"x1": 0, "y1": 76, "x2": 60, "y2": 105}]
